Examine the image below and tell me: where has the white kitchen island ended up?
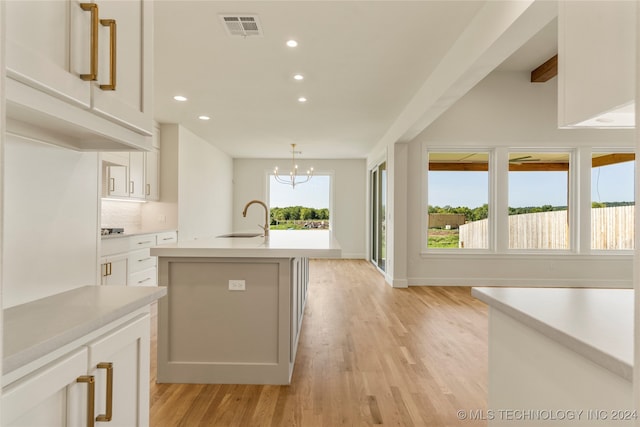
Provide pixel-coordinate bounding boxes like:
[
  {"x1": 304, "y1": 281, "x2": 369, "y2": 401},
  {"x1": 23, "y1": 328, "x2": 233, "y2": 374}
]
[
  {"x1": 150, "y1": 230, "x2": 341, "y2": 385},
  {"x1": 472, "y1": 287, "x2": 633, "y2": 426}
]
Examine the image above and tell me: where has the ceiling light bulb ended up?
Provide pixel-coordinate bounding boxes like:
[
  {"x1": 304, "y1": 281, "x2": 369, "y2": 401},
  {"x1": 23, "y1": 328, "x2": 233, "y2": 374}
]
[
  {"x1": 198, "y1": 115, "x2": 211, "y2": 121},
  {"x1": 298, "y1": 97, "x2": 307, "y2": 103},
  {"x1": 293, "y1": 74, "x2": 304, "y2": 81},
  {"x1": 286, "y1": 40, "x2": 298, "y2": 47},
  {"x1": 173, "y1": 95, "x2": 188, "y2": 102}
]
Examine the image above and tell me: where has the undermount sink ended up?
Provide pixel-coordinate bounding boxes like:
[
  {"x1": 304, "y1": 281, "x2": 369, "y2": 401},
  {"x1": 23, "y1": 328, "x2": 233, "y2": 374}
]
[{"x1": 217, "y1": 232, "x2": 263, "y2": 238}]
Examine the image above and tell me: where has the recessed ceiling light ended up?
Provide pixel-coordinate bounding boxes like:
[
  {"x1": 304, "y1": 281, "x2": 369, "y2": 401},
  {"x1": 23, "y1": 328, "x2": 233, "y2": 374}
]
[
  {"x1": 198, "y1": 115, "x2": 211, "y2": 121},
  {"x1": 173, "y1": 95, "x2": 188, "y2": 102},
  {"x1": 293, "y1": 74, "x2": 304, "y2": 81},
  {"x1": 286, "y1": 39, "x2": 298, "y2": 48},
  {"x1": 298, "y1": 97, "x2": 307, "y2": 103}
]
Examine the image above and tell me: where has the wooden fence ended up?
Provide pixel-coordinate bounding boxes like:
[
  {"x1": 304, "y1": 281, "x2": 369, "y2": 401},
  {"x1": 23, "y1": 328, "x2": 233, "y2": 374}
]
[{"x1": 458, "y1": 206, "x2": 634, "y2": 249}]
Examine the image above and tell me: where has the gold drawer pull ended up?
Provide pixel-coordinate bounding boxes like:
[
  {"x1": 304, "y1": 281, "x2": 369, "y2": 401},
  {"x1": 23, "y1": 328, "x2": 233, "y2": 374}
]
[
  {"x1": 100, "y1": 19, "x2": 117, "y2": 90},
  {"x1": 77, "y1": 375, "x2": 96, "y2": 427},
  {"x1": 79, "y1": 3, "x2": 99, "y2": 81},
  {"x1": 96, "y1": 362, "x2": 113, "y2": 422}
]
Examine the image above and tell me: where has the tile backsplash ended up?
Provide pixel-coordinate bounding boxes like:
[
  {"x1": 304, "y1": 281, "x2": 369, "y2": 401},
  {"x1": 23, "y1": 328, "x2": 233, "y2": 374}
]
[{"x1": 101, "y1": 200, "x2": 143, "y2": 231}]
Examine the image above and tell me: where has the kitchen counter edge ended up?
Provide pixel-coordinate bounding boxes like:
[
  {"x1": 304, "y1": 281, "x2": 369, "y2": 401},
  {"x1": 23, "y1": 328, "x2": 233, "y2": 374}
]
[
  {"x1": 3, "y1": 286, "x2": 167, "y2": 378},
  {"x1": 472, "y1": 287, "x2": 632, "y2": 381}
]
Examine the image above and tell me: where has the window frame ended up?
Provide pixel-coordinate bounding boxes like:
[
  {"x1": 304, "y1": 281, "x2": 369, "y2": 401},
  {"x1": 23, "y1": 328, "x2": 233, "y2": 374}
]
[{"x1": 422, "y1": 147, "x2": 494, "y2": 253}]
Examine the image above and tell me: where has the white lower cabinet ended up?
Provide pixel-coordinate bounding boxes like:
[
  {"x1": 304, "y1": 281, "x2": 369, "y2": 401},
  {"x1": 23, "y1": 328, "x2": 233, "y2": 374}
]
[
  {"x1": 2, "y1": 314, "x2": 150, "y2": 427},
  {"x1": 101, "y1": 231, "x2": 177, "y2": 287},
  {"x1": 101, "y1": 254, "x2": 128, "y2": 286}
]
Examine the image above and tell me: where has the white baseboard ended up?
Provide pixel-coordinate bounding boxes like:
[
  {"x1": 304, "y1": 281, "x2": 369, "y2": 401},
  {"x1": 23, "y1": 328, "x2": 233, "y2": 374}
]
[
  {"x1": 341, "y1": 252, "x2": 366, "y2": 259},
  {"x1": 407, "y1": 277, "x2": 632, "y2": 288}
]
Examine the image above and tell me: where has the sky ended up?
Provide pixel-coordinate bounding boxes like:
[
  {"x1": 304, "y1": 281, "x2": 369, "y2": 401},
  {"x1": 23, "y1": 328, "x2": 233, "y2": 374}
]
[
  {"x1": 428, "y1": 161, "x2": 635, "y2": 208},
  {"x1": 267, "y1": 162, "x2": 635, "y2": 210},
  {"x1": 269, "y1": 175, "x2": 330, "y2": 209}
]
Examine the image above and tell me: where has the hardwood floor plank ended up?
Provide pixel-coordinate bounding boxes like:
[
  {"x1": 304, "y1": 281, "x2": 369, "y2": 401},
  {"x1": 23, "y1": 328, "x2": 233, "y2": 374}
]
[{"x1": 149, "y1": 259, "x2": 487, "y2": 426}]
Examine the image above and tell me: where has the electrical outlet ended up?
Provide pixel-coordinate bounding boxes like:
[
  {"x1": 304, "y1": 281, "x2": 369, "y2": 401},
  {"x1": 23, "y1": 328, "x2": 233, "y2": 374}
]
[{"x1": 228, "y1": 280, "x2": 246, "y2": 291}]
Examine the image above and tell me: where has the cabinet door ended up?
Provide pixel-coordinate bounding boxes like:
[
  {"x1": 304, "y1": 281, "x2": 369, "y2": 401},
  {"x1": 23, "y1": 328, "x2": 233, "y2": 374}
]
[
  {"x1": 2, "y1": 349, "x2": 90, "y2": 427},
  {"x1": 91, "y1": 0, "x2": 153, "y2": 135},
  {"x1": 5, "y1": 0, "x2": 91, "y2": 107},
  {"x1": 101, "y1": 255, "x2": 128, "y2": 286},
  {"x1": 129, "y1": 152, "x2": 146, "y2": 199},
  {"x1": 89, "y1": 315, "x2": 151, "y2": 427},
  {"x1": 145, "y1": 150, "x2": 160, "y2": 201},
  {"x1": 107, "y1": 165, "x2": 129, "y2": 198}
]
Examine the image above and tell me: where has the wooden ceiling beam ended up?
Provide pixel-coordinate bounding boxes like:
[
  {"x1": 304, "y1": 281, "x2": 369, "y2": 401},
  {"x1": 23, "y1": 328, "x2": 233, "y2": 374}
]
[
  {"x1": 430, "y1": 155, "x2": 635, "y2": 172},
  {"x1": 429, "y1": 163, "x2": 488, "y2": 171},
  {"x1": 508, "y1": 163, "x2": 568, "y2": 172},
  {"x1": 531, "y1": 54, "x2": 558, "y2": 83},
  {"x1": 428, "y1": 163, "x2": 570, "y2": 172},
  {"x1": 591, "y1": 153, "x2": 635, "y2": 168}
]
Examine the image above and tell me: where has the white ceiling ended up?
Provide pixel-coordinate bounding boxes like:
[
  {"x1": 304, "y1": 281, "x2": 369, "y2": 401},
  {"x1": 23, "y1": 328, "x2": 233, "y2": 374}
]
[{"x1": 153, "y1": 1, "x2": 557, "y2": 160}]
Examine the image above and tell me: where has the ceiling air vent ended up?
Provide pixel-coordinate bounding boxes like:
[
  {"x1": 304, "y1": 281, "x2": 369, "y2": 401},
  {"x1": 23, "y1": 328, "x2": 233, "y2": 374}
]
[{"x1": 220, "y1": 15, "x2": 263, "y2": 37}]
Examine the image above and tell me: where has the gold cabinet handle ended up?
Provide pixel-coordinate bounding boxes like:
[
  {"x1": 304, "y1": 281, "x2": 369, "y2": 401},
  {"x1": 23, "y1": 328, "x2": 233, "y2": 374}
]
[
  {"x1": 79, "y1": 3, "x2": 99, "y2": 81},
  {"x1": 101, "y1": 263, "x2": 108, "y2": 277},
  {"x1": 107, "y1": 262, "x2": 112, "y2": 276},
  {"x1": 109, "y1": 177, "x2": 115, "y2": 192},
  {"x1": 96, "y1": 363, "x2": 113, "y2": 422},
  {"x1": 77, "y1": 375, "x2": 96, "y2": 427},
  {"x1": 100, "y1": 19, "x2": 117, "y2": 90}
]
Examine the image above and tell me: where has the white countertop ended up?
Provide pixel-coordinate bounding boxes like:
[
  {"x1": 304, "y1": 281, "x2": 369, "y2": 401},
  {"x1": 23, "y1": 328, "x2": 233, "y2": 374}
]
[
  {"x1": 150, "y1": 230, "x2": 342, "y2": 258},
  {"x1": 472, "y1": 287, "x2": 633, "y2": 380},
  {"x1": 3, "y1": 286, "x2": 166, "y2": 376},
  {"x1": 101, "y1": 228, "x2": 176, "y2": 239}
]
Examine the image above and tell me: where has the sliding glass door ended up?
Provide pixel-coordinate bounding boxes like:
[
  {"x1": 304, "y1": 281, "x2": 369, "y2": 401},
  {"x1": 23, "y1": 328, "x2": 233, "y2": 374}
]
[{"x1": 371, "y1": 162, "x2": 386, "y2": 272}]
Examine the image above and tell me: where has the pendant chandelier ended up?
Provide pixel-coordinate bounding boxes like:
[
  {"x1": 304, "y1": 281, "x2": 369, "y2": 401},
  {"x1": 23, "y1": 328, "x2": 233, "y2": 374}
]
[{"x1": 273, "y1": 144, "x2": 314, "y2": 189}]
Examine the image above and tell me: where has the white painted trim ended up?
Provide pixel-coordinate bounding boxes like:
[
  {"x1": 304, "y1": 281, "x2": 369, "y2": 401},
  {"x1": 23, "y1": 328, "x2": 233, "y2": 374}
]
[
  {"x1": 409, "y1": 277, "x2": 632, "y2": 288},
  {"x1": 419, "y1": 252, "x2": 633, "y2": 261},
  {"x1": 392, "y1": 278, "x2": 409, "y2": 288},
  {"x1": 341, "y1": 252, "x2": 366, "y2": 259}
]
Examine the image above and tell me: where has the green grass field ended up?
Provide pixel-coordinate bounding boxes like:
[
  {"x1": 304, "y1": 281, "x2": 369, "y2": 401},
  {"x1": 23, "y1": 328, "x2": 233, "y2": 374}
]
[{"x1": 427, "y1": 229, "x2": 459, "y2": 248}]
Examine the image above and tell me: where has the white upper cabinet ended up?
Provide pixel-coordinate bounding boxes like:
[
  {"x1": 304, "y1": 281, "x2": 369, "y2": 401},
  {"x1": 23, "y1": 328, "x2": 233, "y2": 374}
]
[
  {"x1": 6, "y1": 0, "x2": 91, "y2": 107},
  {"x1": 558, "y1": 1, "x2": 635, "y2": 128},
  {"x1": 5, "y1": 0, "x2": 153, "y2": 150},
  {"x1": 92, "y1": 0, "x2": 153, "y2": 135}
]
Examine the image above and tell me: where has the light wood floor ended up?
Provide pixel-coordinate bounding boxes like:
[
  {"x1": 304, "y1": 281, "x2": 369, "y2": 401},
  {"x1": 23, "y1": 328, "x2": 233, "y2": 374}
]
[{"x1": 149, "y1": 259, "x2": 488, "y2": 427}]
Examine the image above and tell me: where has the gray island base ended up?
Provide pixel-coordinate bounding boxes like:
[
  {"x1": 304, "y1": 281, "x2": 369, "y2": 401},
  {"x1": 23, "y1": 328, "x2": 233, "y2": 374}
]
[{"x1": 151, "y1": 230, "x2": 341, "y2": 385}]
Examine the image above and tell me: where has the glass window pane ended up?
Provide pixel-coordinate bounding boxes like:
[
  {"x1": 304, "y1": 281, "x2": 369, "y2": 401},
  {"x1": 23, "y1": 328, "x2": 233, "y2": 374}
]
[
  {"x1": 508, "y1": 152, "x2": 569, "y2": 250},
  {"x1": 427, "y1": 152, "x2": 489, "y2": 249},
  {"x1": 269, "y1": 175, "x2": 331, "y2": 230},
  {"x1": 591, "y1": 153, "x2": 635, "y2": 250}
]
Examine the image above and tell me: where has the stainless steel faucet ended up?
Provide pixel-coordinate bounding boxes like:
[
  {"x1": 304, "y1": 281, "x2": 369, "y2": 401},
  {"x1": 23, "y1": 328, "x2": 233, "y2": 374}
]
[{"x1": 242, "y1": 200, "x2": 269, "y2": 238}]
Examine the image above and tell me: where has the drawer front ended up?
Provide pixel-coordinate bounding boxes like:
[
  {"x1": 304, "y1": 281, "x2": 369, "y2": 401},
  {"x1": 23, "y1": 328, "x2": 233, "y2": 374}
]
[
  {"x1": 128, "y1": 268, "x2": 157, "y2": 287},
  {"x1": 129, "y1": 234, "x2": 156, "y2": 250},
  {"x1": 156, "y1": 231, "x2": 177, "y2": 245},
  {"x1": 128, "y1": 249, "x2": 156, "y2": 274},
  {"x1": 101, "y1": 236, "x2": 130, "y2": 256}
]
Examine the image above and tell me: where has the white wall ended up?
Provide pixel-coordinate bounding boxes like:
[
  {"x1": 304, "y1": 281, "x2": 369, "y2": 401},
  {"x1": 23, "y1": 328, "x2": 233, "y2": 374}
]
[
  {"x1": 233, "y1": 158, "x2": 366, "y2": 258},
  {"x1": 3, "y1": 136, "x2": 99, "y2": 307},
  {"x1": 404, "y1": 71, "x2": 635, "y2": 287},
  {"x1": 142, "y1": 124, "x2": 233, "y2": 241}
]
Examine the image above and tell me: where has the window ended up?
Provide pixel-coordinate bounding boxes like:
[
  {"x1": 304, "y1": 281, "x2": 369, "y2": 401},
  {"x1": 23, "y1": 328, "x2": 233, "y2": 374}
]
[
  {"x1": 268, "y1": 175, "x2": 331, "y2": 230},
  {"x1": 591, "y1": 152, "x2": 635, "y2": 250},
  {"x1": 427, "y1": 152, "x2": 489, "y2": 249},
  {"x1": 508, "y1": 152, "x2": 570, "y2": 250}
]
